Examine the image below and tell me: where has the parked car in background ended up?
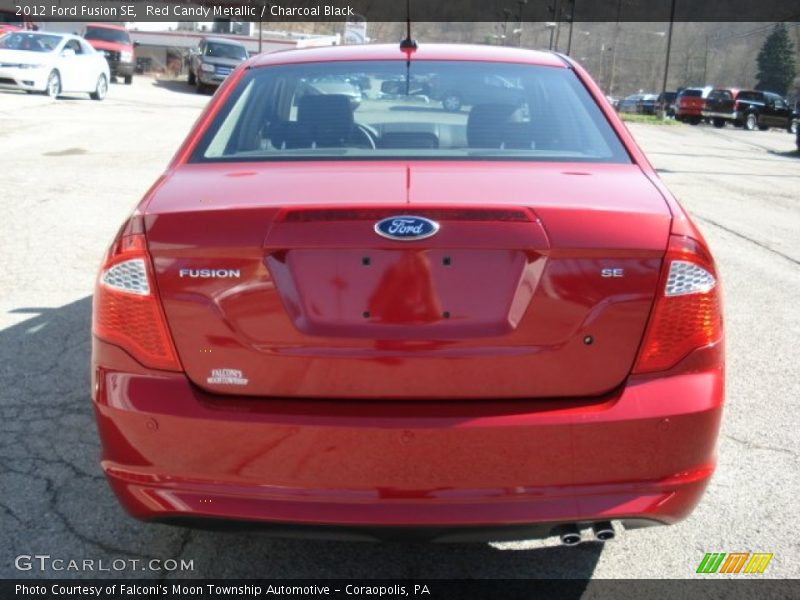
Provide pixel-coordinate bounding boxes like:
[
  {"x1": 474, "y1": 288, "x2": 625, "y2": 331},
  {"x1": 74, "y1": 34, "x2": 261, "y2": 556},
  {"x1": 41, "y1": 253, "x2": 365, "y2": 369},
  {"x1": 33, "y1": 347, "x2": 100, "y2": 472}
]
[
  {"x1": 657, "y1": 91, "x2": 677, "y2": 117},
  {"x1": 188, "y1": 37, "x2": 248, "y2": 93},
  {"x1": 429, "y1": 72, "x2": 525, "y2": 111},
  {"x1": 675, "y1": 87, "x2": 711, "y2": 124},
  {"x1": 0, "y1": 31, "x2": 109, "y2": 99},
  {"x1": 616, "y1": 93, "x2": 644, "y2": 113},
  {"x1": 638, "y1": 93, "x2": 659, "y2": 115},
  {"x1": 734, "y1": 90, "x2": 797, "y2": 133},
  {"x1": 297, "y1": 75, "x2": 363, "y2": 110},
  {"x1": 703, "y1": 88, "x2": 739, "y2": 128},
  {"x1": 83, "y1": 23, "x2": 136, "y2": 85},
  {"x1": 93, "y1": 43, "x2": 724, "y2": 543}
]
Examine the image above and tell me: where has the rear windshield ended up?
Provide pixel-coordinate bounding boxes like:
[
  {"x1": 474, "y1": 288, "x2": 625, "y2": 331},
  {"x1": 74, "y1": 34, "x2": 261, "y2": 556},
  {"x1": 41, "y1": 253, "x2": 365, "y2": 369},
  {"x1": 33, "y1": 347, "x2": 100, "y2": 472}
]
[
  {"x1": 192, "y1": 60, "x2": 630, "y2": 163},
  {"x1": 84, "y1": 26, "x2": 131, "y2": 45},
  {"x1": 205, "y1": 42, "x2": 247, "y2": 60},
  {"x1": 708, "y1": 90, "x2": 732, "y2": 101},
  {"x1": 680, "y1": 89, "x2": 703, "y2": 97}
]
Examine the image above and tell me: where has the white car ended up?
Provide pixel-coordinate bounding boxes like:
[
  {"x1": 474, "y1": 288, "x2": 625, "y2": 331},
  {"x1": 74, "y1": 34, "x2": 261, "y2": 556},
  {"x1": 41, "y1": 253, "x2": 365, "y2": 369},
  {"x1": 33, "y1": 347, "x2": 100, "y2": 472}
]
[{"x1": 0, "y1": 31, "x2": 110, "y2": 99}]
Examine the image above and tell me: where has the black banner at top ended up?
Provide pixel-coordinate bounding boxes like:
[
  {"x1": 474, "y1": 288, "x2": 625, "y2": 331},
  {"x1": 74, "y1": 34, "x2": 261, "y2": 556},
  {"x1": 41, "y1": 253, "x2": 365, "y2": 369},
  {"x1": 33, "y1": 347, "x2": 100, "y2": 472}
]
[{"x1": 3, "y1": 0, "x2": 800, "y2": 22}]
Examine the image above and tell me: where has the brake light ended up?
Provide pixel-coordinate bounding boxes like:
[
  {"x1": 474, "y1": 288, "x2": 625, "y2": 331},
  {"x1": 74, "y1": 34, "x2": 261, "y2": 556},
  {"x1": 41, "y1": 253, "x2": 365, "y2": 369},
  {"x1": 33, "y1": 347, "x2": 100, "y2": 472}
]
[
  {"x1": 633, "y1": 235, "x2": 722, "y2": 373},
  {"x1": 93, "y1": 218, "x2": 181, "y2": 371}
]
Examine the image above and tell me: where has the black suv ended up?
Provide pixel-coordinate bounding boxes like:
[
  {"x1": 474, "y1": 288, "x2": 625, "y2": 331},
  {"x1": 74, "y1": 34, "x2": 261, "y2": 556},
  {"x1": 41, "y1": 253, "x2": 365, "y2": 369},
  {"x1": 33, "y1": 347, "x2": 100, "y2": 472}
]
[
  {"x1": 734, "y1": 90, "x2": 797, "y2": 133},
  {"x1": 703, "y1": 88, "x2": 739, "y2": 128}
]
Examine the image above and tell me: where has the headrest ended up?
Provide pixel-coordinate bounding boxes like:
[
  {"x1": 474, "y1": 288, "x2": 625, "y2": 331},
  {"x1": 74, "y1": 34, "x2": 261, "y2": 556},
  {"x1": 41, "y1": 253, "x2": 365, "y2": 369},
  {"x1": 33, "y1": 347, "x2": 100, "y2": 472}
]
[
  {"x1": 294, "y1": 94, "x2": 355, "y2": 147},
  {"x1": 467, "y1": 103, "x2": 531, "y2": 149}
]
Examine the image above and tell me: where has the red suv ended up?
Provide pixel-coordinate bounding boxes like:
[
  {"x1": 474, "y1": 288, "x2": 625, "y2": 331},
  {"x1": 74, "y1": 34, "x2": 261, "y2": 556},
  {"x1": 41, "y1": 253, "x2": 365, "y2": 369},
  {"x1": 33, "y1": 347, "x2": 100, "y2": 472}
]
[
  {"x1": 92, "y1": 44, "x2": 724, "y2": 544},
  {"x1": 675, "y1": 87, "x2": 711, "y2": 125},
  {"x1": 83, "y1": 23, "x2": 135, "y2": 85}
]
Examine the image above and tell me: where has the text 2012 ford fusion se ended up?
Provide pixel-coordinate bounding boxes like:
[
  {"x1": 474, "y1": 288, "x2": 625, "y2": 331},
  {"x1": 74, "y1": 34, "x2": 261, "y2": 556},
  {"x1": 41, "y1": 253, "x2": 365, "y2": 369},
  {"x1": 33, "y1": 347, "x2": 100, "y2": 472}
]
[{"x1": 91, "y1": 44, "x2": 724, "y2": 544}]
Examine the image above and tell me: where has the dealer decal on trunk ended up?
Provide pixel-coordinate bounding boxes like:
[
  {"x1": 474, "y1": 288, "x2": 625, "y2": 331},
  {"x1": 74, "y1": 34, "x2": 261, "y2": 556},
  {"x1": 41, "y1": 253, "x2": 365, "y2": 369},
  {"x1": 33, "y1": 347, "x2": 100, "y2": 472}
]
[{"x1": 207, "y1": 368, "x2": 249, "y2": 385}]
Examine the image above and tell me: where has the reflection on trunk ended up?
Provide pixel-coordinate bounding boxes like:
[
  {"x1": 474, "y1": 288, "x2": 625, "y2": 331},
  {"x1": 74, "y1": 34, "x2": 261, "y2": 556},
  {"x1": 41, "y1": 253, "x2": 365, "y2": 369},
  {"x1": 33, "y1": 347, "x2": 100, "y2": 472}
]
[{"x1": 368, "y1": 252, "x2": 442, "y2": 324}]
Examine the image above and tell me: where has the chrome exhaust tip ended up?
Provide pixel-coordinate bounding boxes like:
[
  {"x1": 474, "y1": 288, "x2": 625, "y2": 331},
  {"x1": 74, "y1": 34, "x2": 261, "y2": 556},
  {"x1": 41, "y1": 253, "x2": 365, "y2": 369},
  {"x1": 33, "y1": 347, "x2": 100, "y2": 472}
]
[
  {"x1": 559, "y1": 525, "x2": 582, "y2": 546},
  {"x1": 592, "y1": 521, "x2": 615, "y2": 541}
]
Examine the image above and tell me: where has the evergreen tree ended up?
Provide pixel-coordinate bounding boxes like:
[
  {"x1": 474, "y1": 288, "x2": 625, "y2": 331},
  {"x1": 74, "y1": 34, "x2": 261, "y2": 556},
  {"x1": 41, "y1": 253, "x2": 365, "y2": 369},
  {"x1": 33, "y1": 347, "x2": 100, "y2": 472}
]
[{"x1": 755, "y1": 23, "x2": 796, "y2": 95}]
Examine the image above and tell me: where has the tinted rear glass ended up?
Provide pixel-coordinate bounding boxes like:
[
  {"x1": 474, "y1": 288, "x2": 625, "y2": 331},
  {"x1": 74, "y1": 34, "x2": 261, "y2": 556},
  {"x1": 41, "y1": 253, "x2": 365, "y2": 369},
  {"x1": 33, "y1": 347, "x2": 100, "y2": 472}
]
[
  {"x1": 192, "y1": 60, "x2": 630, "y2": 164},
  {"x1": 736, "y1": 91, "x2": 762, "y2": 102},
  {"x1": 708, "y1": 90, "x2": 732, "y2": 101},
  {"x1": 680, "y1": 89, "x2": 703, "y2": 97}
]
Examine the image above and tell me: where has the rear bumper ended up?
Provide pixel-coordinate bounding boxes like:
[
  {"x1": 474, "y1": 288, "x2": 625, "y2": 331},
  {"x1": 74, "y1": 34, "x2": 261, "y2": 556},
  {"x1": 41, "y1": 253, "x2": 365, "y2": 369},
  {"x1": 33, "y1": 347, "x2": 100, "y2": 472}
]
[
  {"x1": 676, "y1": 107, "x2": 704, "y2": 118},
  {"x1": 92, "y1": 338, "x2": 723, "y2": 536},
  {"x1": 702, "y1": 110, "x2": 738, "y2": 121}
]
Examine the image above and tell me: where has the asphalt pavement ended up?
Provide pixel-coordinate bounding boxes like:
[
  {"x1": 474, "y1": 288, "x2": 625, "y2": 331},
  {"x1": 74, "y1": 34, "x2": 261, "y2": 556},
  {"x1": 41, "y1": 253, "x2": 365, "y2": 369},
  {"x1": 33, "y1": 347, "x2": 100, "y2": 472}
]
[{"x1": 0, "y1": 78, "x2": 798, "y2": 580}]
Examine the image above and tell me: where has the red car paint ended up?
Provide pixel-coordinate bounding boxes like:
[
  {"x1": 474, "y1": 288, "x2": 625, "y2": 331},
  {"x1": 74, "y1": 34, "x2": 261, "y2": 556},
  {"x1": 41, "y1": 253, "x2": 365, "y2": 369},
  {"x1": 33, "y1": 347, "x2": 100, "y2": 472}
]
[
  {"x1": 675, "y1": 88, "x2": 709, "y2": 123},
  {"x1": 82, "y1": 23, "x2": 135, "y2": 82},
  {"x1": 92, "y1": 44, "x2": 724, "y2": 540}
]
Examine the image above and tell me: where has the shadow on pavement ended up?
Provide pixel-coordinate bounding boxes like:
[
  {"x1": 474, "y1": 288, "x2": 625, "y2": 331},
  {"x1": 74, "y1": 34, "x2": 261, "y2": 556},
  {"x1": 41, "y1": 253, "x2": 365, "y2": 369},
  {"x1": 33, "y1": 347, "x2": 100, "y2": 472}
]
[
  {"x1": 152, "y1": 77, "x2": 202, "y2": 95},
  {"x1": 0, "y1": 297, "x2": 603, "y2": 583}
]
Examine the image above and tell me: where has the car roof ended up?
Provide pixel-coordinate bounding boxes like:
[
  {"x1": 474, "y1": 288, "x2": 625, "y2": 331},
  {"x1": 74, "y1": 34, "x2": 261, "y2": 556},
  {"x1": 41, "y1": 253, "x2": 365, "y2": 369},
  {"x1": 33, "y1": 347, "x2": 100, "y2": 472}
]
[
  {"x1": 85, "y1": 22, "x2": 126, "y2": 30},
  {"x1": 203, "y1": 36, "x2": 247, "y2": 46},
  {"x1": 248, "y1": 43, "x2": 567, "y2": 69}
]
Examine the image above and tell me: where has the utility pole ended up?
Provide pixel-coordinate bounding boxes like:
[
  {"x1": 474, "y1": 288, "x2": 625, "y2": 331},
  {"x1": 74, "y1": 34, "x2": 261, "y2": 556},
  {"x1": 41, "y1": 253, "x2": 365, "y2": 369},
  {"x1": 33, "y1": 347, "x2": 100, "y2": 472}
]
[
  {"x1": 566, "y1": 0, "x2": 576, "y2": 56},
  {"x1": 502, "y1": 8, "x2": 511, "y2": 46},
  {"x1": 660, "y1": 0, "x2": 676, "y2": 119},
  {"x1": 608, "y1": 0, "x2": 623, "y2": 95},
  {"x1": 548, "y1": 0, "x2": 559, "y2": 50}
]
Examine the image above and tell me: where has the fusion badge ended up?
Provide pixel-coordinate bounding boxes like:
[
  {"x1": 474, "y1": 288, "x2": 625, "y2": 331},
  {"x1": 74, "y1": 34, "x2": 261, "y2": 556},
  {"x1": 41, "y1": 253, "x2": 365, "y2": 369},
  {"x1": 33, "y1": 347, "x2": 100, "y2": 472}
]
[
  {"x1": 374, "y1": 216, "x2": 440, "y2": 241},
  {"x1": 179, "y1": 269, "x2": 241, "y2": 278}
]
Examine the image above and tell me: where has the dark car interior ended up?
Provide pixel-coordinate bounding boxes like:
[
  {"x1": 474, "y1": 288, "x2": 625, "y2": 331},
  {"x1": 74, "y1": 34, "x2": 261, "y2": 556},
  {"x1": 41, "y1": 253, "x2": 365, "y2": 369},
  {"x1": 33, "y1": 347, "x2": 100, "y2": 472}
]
[{"x1": 195, "y1": 60, "x2": 630, "y2": 163}]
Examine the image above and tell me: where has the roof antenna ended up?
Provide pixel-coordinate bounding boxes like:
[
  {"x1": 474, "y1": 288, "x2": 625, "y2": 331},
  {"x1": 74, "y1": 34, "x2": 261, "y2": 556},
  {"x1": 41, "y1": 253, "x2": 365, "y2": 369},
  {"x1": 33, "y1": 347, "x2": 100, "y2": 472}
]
[
  {"x1": 400, "y1": 0, "x2": 417, "y2": 51},
  {"x1": 400, "y1": 0, "x2": 417, "y2": 95}
]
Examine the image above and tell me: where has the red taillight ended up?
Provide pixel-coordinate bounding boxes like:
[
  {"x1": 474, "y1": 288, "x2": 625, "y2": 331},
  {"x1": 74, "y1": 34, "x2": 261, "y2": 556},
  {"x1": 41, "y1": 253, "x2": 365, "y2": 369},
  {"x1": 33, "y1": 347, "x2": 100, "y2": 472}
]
[
  {"x1": 633, "y1": 235, "x2": 723, "y2": 374},
  {"x1": 93, "y1": 222, "x2": 181, "y2": 372}
]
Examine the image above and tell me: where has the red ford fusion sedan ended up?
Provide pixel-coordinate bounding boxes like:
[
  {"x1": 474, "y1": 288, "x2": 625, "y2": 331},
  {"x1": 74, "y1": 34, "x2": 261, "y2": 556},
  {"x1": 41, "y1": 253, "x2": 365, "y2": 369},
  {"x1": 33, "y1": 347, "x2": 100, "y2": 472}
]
[{"x1": 91, "y1": 43, "x2": 723, "y2": 543}]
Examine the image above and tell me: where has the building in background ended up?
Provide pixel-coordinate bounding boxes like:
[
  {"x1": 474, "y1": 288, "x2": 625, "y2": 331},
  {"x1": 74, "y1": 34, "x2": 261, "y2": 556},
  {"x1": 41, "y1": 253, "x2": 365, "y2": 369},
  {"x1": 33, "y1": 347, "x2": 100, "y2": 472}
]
[{"x1": 42, "y1": 20, "x2": 340, "y2": 76}]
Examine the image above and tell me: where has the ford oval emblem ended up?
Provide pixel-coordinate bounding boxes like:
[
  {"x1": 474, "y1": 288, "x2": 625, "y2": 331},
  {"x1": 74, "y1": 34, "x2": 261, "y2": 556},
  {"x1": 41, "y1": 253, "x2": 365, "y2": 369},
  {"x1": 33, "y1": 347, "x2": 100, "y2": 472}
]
[{"x1": 374, "y1": 215, "x2": 440, "y2": 241}]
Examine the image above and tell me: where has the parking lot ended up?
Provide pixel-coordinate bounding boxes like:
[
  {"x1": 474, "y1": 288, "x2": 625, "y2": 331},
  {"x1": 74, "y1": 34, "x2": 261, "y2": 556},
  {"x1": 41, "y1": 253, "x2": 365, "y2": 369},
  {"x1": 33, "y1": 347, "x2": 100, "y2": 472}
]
[{"x1": 1, "y1": 77, "x2": 798, "y2": 579}]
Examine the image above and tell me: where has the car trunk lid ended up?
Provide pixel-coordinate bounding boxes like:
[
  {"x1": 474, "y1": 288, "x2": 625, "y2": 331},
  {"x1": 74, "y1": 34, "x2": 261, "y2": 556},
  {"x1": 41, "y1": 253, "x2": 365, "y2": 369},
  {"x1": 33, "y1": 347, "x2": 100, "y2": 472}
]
[{"x1": 145, "y1": 162, "x2": 670, "y2": 399}]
